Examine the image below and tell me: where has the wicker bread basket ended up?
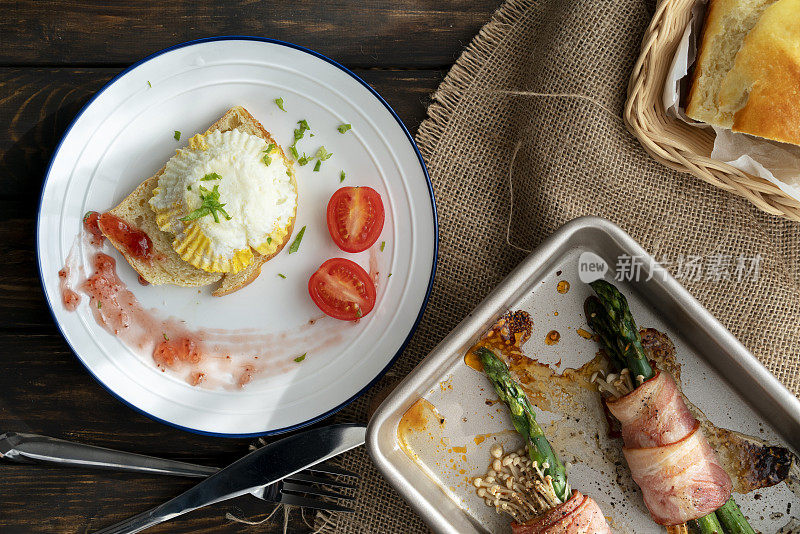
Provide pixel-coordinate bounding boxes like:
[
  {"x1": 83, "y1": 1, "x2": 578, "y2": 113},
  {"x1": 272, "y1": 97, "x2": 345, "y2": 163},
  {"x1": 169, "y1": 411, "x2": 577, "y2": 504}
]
[{"x1": 624, "y1": 0, "x2": 800, "y2": 221}]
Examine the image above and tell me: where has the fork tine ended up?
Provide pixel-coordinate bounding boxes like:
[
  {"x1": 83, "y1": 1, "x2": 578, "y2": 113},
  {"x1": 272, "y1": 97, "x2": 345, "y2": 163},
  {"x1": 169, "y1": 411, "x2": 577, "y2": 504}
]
[
  {"x1": 304, "y1": 463, "x2": 359, "y2": 479},
  {"x1": 286, "y1": 471, "x2": 358, "y2": 489},
  {"x1": 276, "y1": 492, "x2": 354, "y2": 513},
  {"x1": 281, "y1": 481, "x2": 354, "y2": 501}
]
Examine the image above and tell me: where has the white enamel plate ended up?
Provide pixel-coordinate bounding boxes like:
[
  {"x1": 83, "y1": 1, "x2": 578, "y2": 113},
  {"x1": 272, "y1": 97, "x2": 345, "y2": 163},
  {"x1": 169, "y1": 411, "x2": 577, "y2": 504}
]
[{"x1": 37, "y1": 37, "x2": 437, "y2": 436}]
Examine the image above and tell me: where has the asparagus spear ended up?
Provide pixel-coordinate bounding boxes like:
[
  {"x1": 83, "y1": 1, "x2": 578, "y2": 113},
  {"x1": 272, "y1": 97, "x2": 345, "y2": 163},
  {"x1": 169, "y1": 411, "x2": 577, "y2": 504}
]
[
  {"x1": 584, "y1": 295, "x2": 627, "y2": 372},
  {"x1": 476, "y1": 347, "x2": 569, "y2": 502},
  {"x1": 588, "y1": 280, "x2": 654, "y2": 381},
  {"x1": 690, "y1": 513, "x2": 724, "y2": 534},
  {"x1": 715, "y1": 499, "x2": 755, "y2": 534},
  {"x1": 587, "y1": 280, "x2": 754, "y2": 534}
]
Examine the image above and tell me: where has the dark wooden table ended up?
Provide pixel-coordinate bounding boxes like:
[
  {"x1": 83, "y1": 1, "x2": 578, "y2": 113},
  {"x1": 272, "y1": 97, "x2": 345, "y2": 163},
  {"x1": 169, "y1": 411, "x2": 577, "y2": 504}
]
[{"x1": 0, "y1": 1, "x2": 502, "y2": 532}]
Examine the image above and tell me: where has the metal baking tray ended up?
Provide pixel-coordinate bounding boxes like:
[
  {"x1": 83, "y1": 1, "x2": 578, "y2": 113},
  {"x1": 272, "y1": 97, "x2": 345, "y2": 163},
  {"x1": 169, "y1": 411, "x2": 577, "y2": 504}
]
[{"x1": 367, "y1": 216, "x2": 800, "y2": 533}]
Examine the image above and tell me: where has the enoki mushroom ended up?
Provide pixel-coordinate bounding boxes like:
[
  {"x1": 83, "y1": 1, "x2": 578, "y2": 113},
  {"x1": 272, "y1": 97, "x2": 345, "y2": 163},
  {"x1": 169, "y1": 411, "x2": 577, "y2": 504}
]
[
  {"x1": 591, "y1": 368, "x2": 643, "y2": 400},
  {"x1": 472, "y1": 443, "x2": 564, "y2": 523}
]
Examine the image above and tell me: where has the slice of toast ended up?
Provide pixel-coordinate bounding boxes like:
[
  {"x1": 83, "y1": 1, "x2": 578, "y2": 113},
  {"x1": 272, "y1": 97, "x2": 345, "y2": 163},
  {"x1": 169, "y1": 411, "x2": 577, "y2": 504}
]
[
  {"x1": 106, "y1": 173, "x2": 224, "y2": 287},
  {"x1": 103, "y1": 106, "x2": 297, "y2": 296}
]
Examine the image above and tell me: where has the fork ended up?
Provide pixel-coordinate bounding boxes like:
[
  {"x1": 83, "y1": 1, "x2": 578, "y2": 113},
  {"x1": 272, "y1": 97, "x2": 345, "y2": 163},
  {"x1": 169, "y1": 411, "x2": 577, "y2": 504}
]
[
  {"x1": 254, "y1": 469, "x2": 357, "y2": 512},
  {"x1": 0, "y1": 431, "x2": 358, "y2": 512}
]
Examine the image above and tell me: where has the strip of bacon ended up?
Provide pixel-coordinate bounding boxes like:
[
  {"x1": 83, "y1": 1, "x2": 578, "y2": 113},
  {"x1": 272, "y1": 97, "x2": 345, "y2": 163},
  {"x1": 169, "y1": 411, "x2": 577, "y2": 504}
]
[
  {"x1": 606, "y1": 371, "x2": 732, "y2": 525},
  {"x1": 511, "y1": 491, "x2": 610, "y2": 534}
]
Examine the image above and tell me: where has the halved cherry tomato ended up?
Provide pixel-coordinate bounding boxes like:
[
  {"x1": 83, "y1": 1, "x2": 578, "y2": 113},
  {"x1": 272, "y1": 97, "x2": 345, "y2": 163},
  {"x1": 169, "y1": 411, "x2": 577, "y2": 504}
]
[
  {"x1": 326, "y1": 186, "x2": 385, "y2": 253},
  {"x1": 308, "y1": 258, "x2": 376, "y2": 321}
]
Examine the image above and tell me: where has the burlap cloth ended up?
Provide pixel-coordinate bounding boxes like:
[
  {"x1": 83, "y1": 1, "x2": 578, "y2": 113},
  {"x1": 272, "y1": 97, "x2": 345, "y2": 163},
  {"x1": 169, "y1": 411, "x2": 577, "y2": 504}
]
[{"x1": 318, "y1": 0, "x2": 800, "y2": 531}]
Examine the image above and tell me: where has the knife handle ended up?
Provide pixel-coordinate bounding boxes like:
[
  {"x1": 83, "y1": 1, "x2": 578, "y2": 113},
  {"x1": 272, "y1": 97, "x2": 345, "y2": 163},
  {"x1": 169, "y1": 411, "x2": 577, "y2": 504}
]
[{"x1": 0, "y1": 432, "x2": 218, "y2": 477}]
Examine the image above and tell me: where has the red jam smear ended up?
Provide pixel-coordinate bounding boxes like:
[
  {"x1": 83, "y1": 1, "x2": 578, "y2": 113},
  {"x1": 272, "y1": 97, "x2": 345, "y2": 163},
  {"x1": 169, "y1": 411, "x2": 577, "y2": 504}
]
[
  {"x1": 238, "y1": 364, "x2": 257, "y2": 387},
  {"x1": 82, "y1": 253, "x2": 123, "y2": 301},
  {"x1": 153, "y1": 337, "x2": 202, "y2": 370},
  {"x1": 188, "y1": 371, "x2": 206, "y2": 386},
  {"x1": 58, "y1": 267, "x2": 80, "y2": 311},
  {"x1": 83, "y1": 211, "x2": 105, "y2": 246},
  {"x1": 80, "y1": 252, "x2": 142, "y2": 338},
  {"x1": 97, "y1": 212, "x2": 154, "y2": 263},
  {"x1": 60, "y1": 236, "x2": 327, "y2": 389}
]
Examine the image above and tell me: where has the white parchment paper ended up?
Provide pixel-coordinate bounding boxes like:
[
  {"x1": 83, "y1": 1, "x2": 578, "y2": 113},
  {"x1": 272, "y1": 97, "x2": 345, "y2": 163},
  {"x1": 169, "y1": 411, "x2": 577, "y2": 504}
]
[{"x1": 662, "y1": 0, "x2": 800, "y2": 200}]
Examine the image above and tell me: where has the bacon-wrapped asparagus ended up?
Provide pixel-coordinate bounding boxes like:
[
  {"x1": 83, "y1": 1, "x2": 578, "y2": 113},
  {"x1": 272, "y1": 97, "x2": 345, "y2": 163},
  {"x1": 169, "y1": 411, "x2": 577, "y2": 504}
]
[
  {"x1": 587, "y1": 280, "x2": 754, "y2": 534},
  {"x1": 474, "y1": 347, "x2": 611, "y2": 533}
]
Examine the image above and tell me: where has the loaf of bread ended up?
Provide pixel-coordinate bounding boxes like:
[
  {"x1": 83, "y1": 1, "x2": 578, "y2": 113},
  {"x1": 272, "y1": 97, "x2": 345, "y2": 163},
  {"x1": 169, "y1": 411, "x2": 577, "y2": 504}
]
[
  {"x1": 686, "y1": 0, "x2": 800, "y2": 146},
  {"x1": 715, "y1": 0, "x2": 800, "y2": 145},
  {"x1": 103, "y1": 106, "x2": 297, "y2": 296}
]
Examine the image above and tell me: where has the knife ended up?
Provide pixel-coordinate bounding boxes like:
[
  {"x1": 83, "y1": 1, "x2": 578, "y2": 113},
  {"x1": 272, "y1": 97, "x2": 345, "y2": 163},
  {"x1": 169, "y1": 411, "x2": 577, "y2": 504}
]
[
  {"x1": 92, "y1": 423, "x2": 366, "y2": 534},
  {"x1": 0, "y1": 432, "x2": 218, "y2": 477}
]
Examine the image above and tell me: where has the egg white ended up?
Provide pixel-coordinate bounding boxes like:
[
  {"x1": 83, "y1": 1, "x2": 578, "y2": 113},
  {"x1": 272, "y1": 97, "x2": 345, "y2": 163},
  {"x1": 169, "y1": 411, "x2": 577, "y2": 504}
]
[{"x1": 150, "y1": 129, "x2": 297, "y2": 263}]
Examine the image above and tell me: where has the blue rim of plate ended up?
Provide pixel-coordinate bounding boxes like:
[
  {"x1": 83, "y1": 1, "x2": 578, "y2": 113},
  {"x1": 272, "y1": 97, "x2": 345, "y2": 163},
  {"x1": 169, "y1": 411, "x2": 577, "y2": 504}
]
[{"x1": 36, "y1": 36, "x2": 439, "y2": 438}]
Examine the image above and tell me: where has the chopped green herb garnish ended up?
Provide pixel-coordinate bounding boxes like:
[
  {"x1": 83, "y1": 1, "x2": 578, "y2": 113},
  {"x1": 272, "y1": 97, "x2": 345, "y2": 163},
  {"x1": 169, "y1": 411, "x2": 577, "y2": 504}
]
[
  {"x1": 291, "y1": 121, "x2": 311, "y2": 156},
  {"x1": 313, "y1": 160, "x2": 321, "y2": 172},
  {"x1": 340, "y1": 170, "x2": 346, "y2": 182},
  {"x1": 275, "y1": 97, "x2": 286, "y2": 112},
  {"x1": 180, "y1": 185, "x2": 231, "y2": 223},
  {"x1": 293, "y1": 121, "x2": 310, "y2": 143},
  {"x1": 286, "y1": 170, "x2": 292, "y2": 177},
  {"x1": 338, "y1": 124, "x2": 352, "y2": 134},
  {"x1": 187, "y1": 185, "x2": 192, "y2": 191},
  {"x1": 380, "y1": 241, "x2": 386, "y2": 252},
  {"x1": 267, "y1": 236, "x2": 273, "y2": 244},
  {"x1": 310, "y1": 133, "x2": 315, "y2": 137},
  {"x1": 163, "y1": 333, "x2": 169, "y2": 341},
  {"x1": 387, "y1": 273, "x2": 392, "y2": 278},
  {"x1": 200, "y1": 172, "x2": 222, "y2": 181},
  {"x1": 147, "y1": 80, "x2": 152, "y2": 88},
  {"x1": 288, "y1": 225, "x2": 306, "y2": 254},
  {"x1": 277, "y1": 273, "x2": 286, "y2": 279},
  {"x1": 174, "y1": 131, "x2": 181, "y2": 141},
  {"x1": 315, "y1": 146, "x2": 333, "y2": 161},
  {"x1": 97, "y1": 301, "x2": 102, "y2": 309},
  {"x1": 294, "y1": 353, "x2": 306, "y2": 363},
  {"x1": 298, "y1": 154, "x2": 311, "y2": 166},
  {"x1": 355, "y1": 306, "x2": 363, "y2": 319},
  {"x1": 288, "y1": 120, "x2": 312, "y2": 161},
  {"x1": 263, "y1": 142, "x2": 276, "y2": 164}
]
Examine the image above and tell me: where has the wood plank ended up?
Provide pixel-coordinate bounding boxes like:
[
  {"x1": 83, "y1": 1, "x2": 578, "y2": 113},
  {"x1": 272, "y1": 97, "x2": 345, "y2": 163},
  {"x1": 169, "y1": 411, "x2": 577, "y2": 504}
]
[
  {"x1": 2, "y1": 0, "x2": 500, "y2": 68},
  {"x1": 0, "y1": 467, "x2": 314, "y2": 533}
]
